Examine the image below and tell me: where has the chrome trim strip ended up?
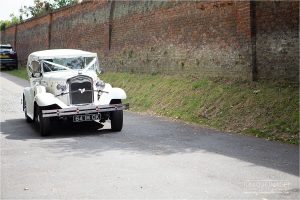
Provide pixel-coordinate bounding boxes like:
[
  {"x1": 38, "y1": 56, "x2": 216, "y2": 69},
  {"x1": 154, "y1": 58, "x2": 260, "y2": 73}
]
[{"x1": 42, "y1": 103, "x2": 129, "y2": 118}]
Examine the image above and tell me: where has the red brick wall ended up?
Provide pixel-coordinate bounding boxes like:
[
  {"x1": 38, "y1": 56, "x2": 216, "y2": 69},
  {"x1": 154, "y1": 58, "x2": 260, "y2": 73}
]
[
  {"x1": 50, "y1": 0, "x2": 108, "y2": 56},
  {"x1": 0, "y1": 0, "x2": 298, "y2": 82},
  {"x1": 106, "y1": 1, "x2": 252, "y2": 79},
  {"x1": 16, "y1": 14, "x2": 51, "y2": 66},
  {"x1": 1, "y1": 26, "x2": 16, "y2": 49},
  {"x1": 255, "y1": 1, "x2": 299, "y2": 82}
]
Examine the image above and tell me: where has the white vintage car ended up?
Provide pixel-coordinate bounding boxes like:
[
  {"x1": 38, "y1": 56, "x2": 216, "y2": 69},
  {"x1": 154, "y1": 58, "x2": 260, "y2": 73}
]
[{"x1": 22, "y1": 49, "x2": 128, "y2": 136}]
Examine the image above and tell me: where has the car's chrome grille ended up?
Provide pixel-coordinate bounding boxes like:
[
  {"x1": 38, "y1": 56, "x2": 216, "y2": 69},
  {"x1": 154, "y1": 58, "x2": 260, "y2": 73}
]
[{"x1": 69, "y1": 76, "x2": 93, "y2": 105}]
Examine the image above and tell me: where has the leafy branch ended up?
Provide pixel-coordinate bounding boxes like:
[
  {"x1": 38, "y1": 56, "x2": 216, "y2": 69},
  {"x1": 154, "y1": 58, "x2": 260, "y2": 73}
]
[{"x1": 1, "y1": 0, "x2": 78, "y2": 31}]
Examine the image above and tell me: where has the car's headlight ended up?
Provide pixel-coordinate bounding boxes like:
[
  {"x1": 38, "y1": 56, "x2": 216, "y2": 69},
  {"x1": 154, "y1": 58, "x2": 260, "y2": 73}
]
[
  {"x1": 56, "y1": 84, "x2": 67, "y2": 92},
  {"x1": 96, "y1": 81, "x2": 105, "y2": 90}
]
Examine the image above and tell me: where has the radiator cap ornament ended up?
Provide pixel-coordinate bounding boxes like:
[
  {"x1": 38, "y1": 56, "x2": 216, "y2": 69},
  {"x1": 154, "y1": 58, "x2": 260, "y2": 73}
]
[{"x1": 78, "y1": 88, "x2": 85, "y2": 94}]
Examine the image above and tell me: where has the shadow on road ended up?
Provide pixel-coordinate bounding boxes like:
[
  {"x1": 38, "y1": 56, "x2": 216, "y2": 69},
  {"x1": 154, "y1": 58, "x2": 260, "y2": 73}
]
[
  {"x1": 0, "y1": 112, "x2": 299, "y2": 176},
  {"x1": 0, "y1": 118, "x2": 110, "y2": 140}
]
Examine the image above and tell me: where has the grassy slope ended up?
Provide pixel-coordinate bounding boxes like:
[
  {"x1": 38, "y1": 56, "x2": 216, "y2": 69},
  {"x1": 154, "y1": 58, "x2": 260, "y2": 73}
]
[
  {"x1": 6, "y1": 69, "x2": 299, "y2": 144},
  {"x1": 102, "y1": 72, "x2": 299, "y2": 144}
]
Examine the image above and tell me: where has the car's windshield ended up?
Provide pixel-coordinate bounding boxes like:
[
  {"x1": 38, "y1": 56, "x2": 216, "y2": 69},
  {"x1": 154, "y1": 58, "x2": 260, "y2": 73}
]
[
  {"x1": 0, "y1": 45, "x2": 13, "y2": 53},
  {"x1": 41, "y1": 57, "x2": 98, "y2": 72}
]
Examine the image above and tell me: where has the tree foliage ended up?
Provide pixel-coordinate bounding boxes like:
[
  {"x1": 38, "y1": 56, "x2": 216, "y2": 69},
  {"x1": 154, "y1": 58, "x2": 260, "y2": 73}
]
[
  {"x1": 20, "y1": 0, "x2": 78, "y2": 18},
  {"x1": 1, "y1": 0, "x2": 78, "y2": 31},
  {"x1": 0, "y1": 14, "x2": 21, "y2": 31}
]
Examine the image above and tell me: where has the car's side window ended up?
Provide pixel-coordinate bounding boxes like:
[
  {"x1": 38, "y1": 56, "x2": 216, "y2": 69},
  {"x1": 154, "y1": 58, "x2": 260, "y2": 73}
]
[{"x1": 43, "y1": 61, "x2": 52, "y2": 72}]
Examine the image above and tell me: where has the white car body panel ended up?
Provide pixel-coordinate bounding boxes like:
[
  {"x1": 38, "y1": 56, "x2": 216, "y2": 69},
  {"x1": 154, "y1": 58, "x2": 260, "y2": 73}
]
[
  {"x1": 35, "y1": 93, "x2": 67, "y2": 108},
  {"x1": 23, "y1": 87, "x2": 34, "y2": 119}
]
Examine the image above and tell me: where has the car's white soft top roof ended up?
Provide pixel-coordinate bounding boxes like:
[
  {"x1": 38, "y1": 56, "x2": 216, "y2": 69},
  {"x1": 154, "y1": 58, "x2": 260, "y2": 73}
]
[{"x1": 28, "y1": 49, "x2": 97, "y2": 60}]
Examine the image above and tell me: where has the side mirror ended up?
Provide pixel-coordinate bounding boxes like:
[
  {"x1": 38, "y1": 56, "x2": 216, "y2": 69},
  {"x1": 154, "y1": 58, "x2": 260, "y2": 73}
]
[{"x1": 31, "y1": 61, "x2": 41, "y2": 78}]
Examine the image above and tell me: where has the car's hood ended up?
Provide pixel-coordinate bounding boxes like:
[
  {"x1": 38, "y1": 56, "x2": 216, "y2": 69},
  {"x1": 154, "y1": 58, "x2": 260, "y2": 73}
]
[
  {"x1": 41, "y1": 70, "x2": 99, "y2": 96},
  {"x1": 43, "y1": 70, "x2": 98, "y2": 83}
]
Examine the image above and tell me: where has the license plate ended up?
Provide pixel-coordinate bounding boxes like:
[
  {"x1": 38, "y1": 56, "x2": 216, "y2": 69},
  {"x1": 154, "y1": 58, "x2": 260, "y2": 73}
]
[
  {"x1": 0, "y1": 55, "x2": 9, "y2": 58},
  {"x1": 73, "y1": 114, "x2": 100, "y2": 122}
]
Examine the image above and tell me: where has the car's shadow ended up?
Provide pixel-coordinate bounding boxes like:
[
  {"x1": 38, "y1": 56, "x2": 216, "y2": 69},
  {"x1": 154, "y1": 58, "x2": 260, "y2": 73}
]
[
  {"x1": 47, "y1": 119, "x2": 113, "y2": 138},
  {"x1": 0, "y1": 118, "x2": 112, "y2": 140}
]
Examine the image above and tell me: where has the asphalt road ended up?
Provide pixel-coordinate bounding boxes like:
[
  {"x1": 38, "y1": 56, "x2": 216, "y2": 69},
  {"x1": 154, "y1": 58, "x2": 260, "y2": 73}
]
[{"x1": 0, "y1": 72, "x2": 299, "y2": 199}]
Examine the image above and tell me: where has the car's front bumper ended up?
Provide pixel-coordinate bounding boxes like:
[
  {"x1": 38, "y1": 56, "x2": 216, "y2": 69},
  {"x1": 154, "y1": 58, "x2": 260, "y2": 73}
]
[
  {"x1": 42, "y1": 103, "x2": 129, "y2": 118},
  {"x1": 0, "y1": 58, "x2": 17, "y2": 66}
]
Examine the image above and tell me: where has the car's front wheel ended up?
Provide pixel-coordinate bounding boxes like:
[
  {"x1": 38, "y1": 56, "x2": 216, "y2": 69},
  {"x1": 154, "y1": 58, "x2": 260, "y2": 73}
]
[
  {"x1": 110, "y1": 110, "x2": 123, "y2": 132},
  {"x1": 35, "y1": 106, "x2": 51, "y2": 137}
]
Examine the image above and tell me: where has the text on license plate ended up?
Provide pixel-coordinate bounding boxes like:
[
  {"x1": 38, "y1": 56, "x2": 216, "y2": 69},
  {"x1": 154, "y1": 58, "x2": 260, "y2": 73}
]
[
  {"x1": 73, "y1": 114, "x2": 100, "y2": 122},
  {"x1": 0, "y1": 55, "x2": 9, "y2": 58}
]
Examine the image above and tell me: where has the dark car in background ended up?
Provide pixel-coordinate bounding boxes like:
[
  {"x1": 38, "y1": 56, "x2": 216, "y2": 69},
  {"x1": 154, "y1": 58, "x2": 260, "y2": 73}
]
[{"x1": 0, "y1": 44, "x2": 18, "y2": 70}]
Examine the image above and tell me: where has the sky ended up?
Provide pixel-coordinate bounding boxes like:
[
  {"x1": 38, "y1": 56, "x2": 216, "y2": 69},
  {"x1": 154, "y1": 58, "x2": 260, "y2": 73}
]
[{"x1": 0, "y1": 0, "x2": 34, "y2": 21}]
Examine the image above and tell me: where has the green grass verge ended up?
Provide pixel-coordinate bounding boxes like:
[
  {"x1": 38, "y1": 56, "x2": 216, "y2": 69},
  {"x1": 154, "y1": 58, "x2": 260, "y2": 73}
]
[
  {"x1": 102, "y1": 72, "x2": 299, "y2": 144},
  {"x1": 6, "y1": 69, "x2": 299, "y2": 144},
  {"x1": 5, "y1": 68, "x2": 28, "y2": 80}
]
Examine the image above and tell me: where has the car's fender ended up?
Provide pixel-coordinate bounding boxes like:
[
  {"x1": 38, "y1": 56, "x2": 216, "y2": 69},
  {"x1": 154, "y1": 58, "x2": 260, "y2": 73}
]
[
  {"x1": 23, "y1": 87, "x2": 34, "y2": 119},
  {"x1": 24, "y1": 84, "x2": 67, "y2": 119},
  {"x1": 35, "y1": 92, "x2": 67, "y2": 108},
  {"x1": 98, "y1": 83, "x2": 127, "y2": 105},
  {"x1": 24, "y1": 85, "x2": 49, "y2": 119}
]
